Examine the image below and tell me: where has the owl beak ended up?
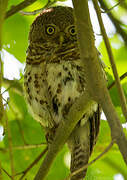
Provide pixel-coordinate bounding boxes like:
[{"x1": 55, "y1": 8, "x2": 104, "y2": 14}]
[{"x1": 59, "y1": 32, "x2": 65, "y2": 46}]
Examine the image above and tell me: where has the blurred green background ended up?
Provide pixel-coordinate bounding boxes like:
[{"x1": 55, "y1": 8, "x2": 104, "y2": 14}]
[{"x1": 0, "y1": 0, "x2": 127, "y2": 179}]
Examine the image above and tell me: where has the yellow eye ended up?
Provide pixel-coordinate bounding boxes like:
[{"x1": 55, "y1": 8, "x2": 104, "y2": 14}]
[
  {"x1": 68, "y1": 26, "x2": 76, "y2": 36},
  {"x1": 46, "y1": 26, "x2": 55, "y2": 35}
]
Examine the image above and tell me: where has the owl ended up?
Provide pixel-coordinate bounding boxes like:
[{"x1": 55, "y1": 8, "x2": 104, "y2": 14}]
[{"x1": 24, "y1": 6, "x2": 100, "y2": 180}]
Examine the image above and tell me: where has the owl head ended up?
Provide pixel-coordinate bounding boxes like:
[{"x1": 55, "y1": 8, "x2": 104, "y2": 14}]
[{"x1": 29, "y1": 6, "x2": 77, "y2": 46}]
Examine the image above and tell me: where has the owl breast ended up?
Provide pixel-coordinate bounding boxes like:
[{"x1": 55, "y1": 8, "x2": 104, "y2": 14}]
[{"x1": 24, "y1": 59, "x2": 98, "y2": 129}]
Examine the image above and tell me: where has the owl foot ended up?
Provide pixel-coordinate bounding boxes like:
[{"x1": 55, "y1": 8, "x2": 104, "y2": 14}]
[{"x1": 45, "y1": 125, "x2": 59, "y2": 144}]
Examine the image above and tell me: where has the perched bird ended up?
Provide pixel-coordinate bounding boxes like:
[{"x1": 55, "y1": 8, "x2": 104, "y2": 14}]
[{"x1": 24, "y1": 6, "x2": 101, "y2": 180}]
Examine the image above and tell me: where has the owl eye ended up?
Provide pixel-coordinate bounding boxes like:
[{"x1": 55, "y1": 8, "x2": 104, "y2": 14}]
[
  {"x1": 68, "y1": 26, "x2": 76, "y2": 36},
  {"x1": 46, "y1": 26, "x2": 55, "y2": 35}
]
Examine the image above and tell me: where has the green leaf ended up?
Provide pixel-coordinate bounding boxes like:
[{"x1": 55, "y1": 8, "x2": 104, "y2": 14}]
[
  {"x1": 8, "y1": 90, "x2": 27, "y2": 119},
  {"x1": 87, "y1": 149, "x2": 127, "y2": 180},
  {"x1": 3, "y1": 14, "x2": 30, "y2": 63}
]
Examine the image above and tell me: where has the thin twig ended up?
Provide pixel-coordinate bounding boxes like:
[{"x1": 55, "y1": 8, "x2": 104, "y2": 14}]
[
  {"x1": 117, "y1": 0, "x2": 127, "y2": 10},
  {"x1": 0, "y1": 143, "x2": 46, "y2": 152},
  {"x1": 0, "y1": 57, "x2": 4, "y2": 123},
  {"x1": 16, "y1": 146, "x2": 48, "y2": 180},
  {"x1": 16, "y1": 120, "x2": 28, "y2": 145},
  {"x1": 1, "y1": 167, "x2": 12, "y2": 179},
  {"x1": 2, "y1": 96, "x2": 21, "y2": 119},
  {"x1": 101, "y1": 1, "x2": 121, "y2": 13},
  {"x1": 20, "y1": 0, "x2": 57, "y2": 15},
  {"x1": 12, "y1": 143, "x2": 47, "y2": 150},
  {"x1": 20, "y1": 7, "x2": 46, "y2": 15},
  {"x1": 5, "y1": 112, "x2": 15, "y2": 179},
  {"x1": 65, "y1": 140, "x2": 115, "y2": 180},
  {"x1": 98, "y1": 0, "x2": 127, "y2": 44},
  {"x1": 5, "y1": 0, "x2": 37, "y2": 19},
  {"x1": 2, "y1": 77, "x2": 23, "y2": 96},
  {"x1": 93, "y1": 0, "x2": 127, "y2": 121},
  {"x1": 0, "y1": 162, "x2": 3, "y2": 180},
  {"x1": 108, "y1": 72, "x2": 127, "y2": 90}
]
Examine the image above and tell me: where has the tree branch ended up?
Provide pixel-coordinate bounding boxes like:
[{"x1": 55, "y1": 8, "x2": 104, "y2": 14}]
[
  {"x1": 0, "y1": 0, "x2": 8, "y2": 122},
  {"x1": 34, "y1": 92, "x2": 94, "y2": 180},
  {"x1": 5, "y1": 0, "x2": 37, "y2": 19},
  {"x1": 93, "y1": 0, "x2": 127, "y2": 121},
  {"x1": 72, "y1": 0, "x2": 127, "y2": 164},
  {"x1": 101, "y1": 1, "x2": 121, "y2": 13},
  {"x1": 0, "y1": 162, "x2": 3, "y2": 180},
  {"x1": 108, "y1": 72, "x2": 127, "y2": 90},
  {"x1": 98, "y1": 0, "x2": 127, "y2": 45},
  {"x1": 13, "y1": 143, "x2": 46, "y2": 150},
  {"x1": 1, "y1": 167, "x2": 11, "y2": 179},
  {"x1": 5, "y1": 112, "x2": 15, "y2": 179},
  {"x1": 1, "y1": 143, "x2": 46, "y2": 152},
  {"x1": 20, "y1": 0, "x2": 57, "y2": 15}
]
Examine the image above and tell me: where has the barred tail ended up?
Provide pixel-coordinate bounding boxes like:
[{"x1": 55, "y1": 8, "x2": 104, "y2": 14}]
[
  {"x1": 70, "y1": 143, "x2": 90, "y2": 180},
  {"x1": 67, "y1": 121, "x2": 90, "y2": 180}
]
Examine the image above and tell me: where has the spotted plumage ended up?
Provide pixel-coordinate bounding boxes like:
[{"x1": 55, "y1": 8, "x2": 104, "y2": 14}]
[{"x1": 24, "y1": 6, "x2": 102, "y2": 180}]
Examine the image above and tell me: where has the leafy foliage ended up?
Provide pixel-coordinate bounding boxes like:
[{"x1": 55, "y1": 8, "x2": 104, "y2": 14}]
[{"x1": 0, "y1": 0, "x2": 127, "y2": 179}]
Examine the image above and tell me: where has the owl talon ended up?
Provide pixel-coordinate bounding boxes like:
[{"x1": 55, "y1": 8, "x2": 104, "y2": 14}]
[{"x1": 46, "y1": 125, "x2": 58, "y2": 144}]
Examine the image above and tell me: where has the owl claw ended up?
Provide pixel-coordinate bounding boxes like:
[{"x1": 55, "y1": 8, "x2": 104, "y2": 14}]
[{"x1": 46, "y1": 125, "x2": 58, "y2": 144}]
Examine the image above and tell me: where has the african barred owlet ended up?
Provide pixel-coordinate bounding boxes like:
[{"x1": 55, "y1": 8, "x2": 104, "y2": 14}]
[{"x1": 24, "y1": 6, "x2": 100, "y2": 180}]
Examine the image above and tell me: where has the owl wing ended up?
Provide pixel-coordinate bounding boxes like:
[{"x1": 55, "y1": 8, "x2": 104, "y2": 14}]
[
  {"x1": 67, "y1": 105, "x2": 100, "y2": 180},
  {"x1": 24, "y1": 44, "x2": 55, "y2": 128}
]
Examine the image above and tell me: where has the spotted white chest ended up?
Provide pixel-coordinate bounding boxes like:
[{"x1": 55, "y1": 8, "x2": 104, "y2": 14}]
[{"x1": 24, "y1": 60, "x2": 98, "y2": 128}]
